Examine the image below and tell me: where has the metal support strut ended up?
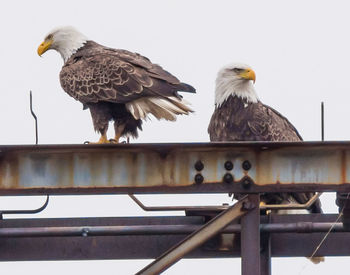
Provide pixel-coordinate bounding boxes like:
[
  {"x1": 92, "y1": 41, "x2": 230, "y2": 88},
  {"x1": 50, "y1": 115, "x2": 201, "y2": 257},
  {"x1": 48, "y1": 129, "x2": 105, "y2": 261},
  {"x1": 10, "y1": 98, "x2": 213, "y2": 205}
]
[
  {"x1": 241, "y1": 194, "x2": 261, "y2": 275},
  {"x1": 136, "y1": 195, "x2": 254, "y2": 275}
]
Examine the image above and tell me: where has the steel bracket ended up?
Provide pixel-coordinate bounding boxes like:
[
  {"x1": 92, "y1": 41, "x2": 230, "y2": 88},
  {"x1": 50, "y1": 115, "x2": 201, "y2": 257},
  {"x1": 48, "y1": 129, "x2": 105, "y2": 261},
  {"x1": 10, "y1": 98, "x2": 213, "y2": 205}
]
[{"x1": 0, "y1": 195, "x2": 49, "y2": 219}]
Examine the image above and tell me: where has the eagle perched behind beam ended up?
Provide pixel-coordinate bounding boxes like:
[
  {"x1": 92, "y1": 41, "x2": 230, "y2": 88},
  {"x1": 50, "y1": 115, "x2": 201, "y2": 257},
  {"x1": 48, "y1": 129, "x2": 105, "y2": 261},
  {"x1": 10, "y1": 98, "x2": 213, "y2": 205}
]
[
  {"x1": 208, "y1": 63, "x2": 324, "y2": 264},
  {"x1": 208, "y1": 63, "x2": 322, "y2": 213},
  {"x1": 38, "y1": 26, "x2": 195, "y2": 143}
]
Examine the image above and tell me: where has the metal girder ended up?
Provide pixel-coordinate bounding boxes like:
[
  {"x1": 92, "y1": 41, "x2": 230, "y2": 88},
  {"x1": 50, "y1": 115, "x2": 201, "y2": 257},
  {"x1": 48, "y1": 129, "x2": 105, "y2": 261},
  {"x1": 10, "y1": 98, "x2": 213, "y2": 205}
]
[
  {"x1": 1, "y1": 142, "x2": 350, "y2": 195},
  {"x1": 136, "y1": 196, "x2": 252, "y2": 275},
  {"x1": 0, "y1": 214, "x2": 349, "y2": 261},
  {"x1": 0, "y1": 222, "x2": 347, "y2": 238}
]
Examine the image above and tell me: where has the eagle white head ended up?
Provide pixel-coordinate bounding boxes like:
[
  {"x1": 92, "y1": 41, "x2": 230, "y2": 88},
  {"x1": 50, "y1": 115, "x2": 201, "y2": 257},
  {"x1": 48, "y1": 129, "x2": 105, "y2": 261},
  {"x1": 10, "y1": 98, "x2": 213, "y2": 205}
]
[
  {"x1": 37, "y1": 26, "x2": 88, "y2": 62},
  {"x1": 215, "y1": 63, "x2": 258, "y2": 107}
]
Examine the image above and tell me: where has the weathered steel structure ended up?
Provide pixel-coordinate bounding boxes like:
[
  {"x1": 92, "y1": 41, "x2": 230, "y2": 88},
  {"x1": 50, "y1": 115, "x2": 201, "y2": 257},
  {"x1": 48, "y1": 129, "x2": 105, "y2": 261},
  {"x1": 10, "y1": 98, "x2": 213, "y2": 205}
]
[{"x1": 0, "y1": 142, "x2": 350, "y2": 275}]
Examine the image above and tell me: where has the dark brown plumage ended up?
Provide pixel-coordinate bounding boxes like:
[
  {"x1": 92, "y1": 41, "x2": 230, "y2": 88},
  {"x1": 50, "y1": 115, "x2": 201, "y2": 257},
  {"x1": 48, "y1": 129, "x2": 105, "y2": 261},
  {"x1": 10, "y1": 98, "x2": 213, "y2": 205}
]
[
  {"x1": 208, "y1": 64, "x2": 322, "y2": 214},
  {"x1": 38, "y1": 26, "x2": 195, "y2": 143},
  {"x1": 60, "y1": 41, "x2": 194, "y2": 105},
  {"x1": 60, "y1": 41, "x2": 195, "y2": 141},
  {"x1": 208, "y1": 96, "x2": 302, "y2": 142}
]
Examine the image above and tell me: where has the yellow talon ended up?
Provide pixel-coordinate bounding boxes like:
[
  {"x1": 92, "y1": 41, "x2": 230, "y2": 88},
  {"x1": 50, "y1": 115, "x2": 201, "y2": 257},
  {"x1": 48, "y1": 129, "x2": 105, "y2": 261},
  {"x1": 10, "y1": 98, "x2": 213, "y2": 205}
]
[
  {"x1": 86, "y1": 134, "x2": 110, "y2": 144},
  {"x1": 114, "y1": 134, "x2": 121, "y2": 143}
]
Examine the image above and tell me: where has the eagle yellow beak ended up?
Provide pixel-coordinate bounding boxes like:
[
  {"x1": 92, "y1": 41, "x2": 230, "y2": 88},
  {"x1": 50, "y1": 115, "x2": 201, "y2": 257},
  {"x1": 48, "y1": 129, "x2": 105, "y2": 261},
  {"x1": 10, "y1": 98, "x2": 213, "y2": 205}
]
[
  {"x1": 37, "y1": 39, "x2": 53, "y2": 56},
  {"x1": 240, "y1": 69, "x2": 256, "y2": 83}
]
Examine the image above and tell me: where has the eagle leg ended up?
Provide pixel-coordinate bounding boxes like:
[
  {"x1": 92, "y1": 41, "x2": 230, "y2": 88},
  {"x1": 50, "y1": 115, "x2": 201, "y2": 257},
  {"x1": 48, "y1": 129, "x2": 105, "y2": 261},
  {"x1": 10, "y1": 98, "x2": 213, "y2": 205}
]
[
  {"x1": 85, "y1": 125, "x2": 111, "y2": 144},
  {"x1": 113, "y1": 123, "x2": 126, "y2": 144},
  {"x1": 83, "y1": 104, "x2": 114, "y2": 144}
]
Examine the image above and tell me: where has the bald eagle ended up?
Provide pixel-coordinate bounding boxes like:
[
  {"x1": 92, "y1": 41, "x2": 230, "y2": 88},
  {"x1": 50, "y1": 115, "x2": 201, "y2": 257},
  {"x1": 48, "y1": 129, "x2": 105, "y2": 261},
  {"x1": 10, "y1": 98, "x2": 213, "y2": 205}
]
[
  {"x1": 208, "y1": 63, "x2": 322, "y2": 214},
  {"x1": 208, "y1": 63, "x2": 324, "y2": 264},
  {"x1": 38, "y1": 26, "x2": 195, "y2": 143}
]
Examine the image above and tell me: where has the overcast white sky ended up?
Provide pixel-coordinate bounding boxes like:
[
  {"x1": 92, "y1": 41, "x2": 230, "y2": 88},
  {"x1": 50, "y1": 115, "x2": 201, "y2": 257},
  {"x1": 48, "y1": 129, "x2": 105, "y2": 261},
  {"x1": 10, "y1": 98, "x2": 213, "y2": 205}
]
[{"x1": 1, "y1": 0, "x2": 350, "y2": 274}]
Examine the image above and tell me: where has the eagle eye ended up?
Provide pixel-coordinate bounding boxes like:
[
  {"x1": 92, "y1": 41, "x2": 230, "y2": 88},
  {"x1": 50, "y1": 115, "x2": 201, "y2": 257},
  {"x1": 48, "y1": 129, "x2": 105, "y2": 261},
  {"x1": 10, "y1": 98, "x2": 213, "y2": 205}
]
[
  {"x1": 232, "y1": 68, "x2": 244, "y2": 73},
  {"x1": 46, "y1": 34, "x2": 53, "y2": 40}
]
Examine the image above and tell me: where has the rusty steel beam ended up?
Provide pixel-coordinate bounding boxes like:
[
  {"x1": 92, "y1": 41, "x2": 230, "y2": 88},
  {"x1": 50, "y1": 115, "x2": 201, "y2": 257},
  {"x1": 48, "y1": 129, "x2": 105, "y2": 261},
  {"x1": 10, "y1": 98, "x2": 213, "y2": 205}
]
[
  {"x1": 1, "y1": 142, "x2": 350, "y2": 195},
  {"x1": 136, "y1": 196, "x2": 251, "y2": 275},
  {"x1": 0, "y1": 214, "x2": 349, "y2": 261}
]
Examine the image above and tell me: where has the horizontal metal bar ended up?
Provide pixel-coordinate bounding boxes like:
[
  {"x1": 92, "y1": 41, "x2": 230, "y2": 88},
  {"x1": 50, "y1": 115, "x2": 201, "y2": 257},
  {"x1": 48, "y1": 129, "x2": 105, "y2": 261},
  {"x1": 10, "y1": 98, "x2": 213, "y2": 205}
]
[
  {"x1": 0, "y1": 222, "x2": 347, "y2": 238},
  {"x1": 0, "y1": 214, "x2": 349, "y2": 261},
  {"x1": 1, "y1": 142, "x2": 350, "y2": 195},
  {"x1": 0, "y1": 225, "x2": 203, "y2": 237}
]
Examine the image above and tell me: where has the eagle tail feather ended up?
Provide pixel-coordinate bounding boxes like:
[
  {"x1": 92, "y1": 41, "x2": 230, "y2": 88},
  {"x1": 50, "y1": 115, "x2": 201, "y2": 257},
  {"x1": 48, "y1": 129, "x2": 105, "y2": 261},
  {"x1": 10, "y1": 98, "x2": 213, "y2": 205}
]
[
  {"x1": 126, "y1": 96, "x2": 193, "y2": 121},
  {"x1": 166, "y1": 96, "x2": 194, "y2": 113}
]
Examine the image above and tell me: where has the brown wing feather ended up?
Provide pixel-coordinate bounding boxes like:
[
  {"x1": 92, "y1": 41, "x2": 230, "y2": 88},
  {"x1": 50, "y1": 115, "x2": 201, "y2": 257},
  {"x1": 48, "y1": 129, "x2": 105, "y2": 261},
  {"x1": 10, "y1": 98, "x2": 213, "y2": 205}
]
[
  {"x1": 247, "y1": 103, "x2": 302, "y2": 141},
  {"x1": 111, "y1": 49, "x2": 182, "y2": 84},
  {"x1": 208, "y1": 95, "x2": 322, "y2": 213},
  {"x1": 208, "y1": 96, "x2": 301, "y2": 141},
  {"x1": 59, "y1": 41, "x2": 195, "y2": 105}
]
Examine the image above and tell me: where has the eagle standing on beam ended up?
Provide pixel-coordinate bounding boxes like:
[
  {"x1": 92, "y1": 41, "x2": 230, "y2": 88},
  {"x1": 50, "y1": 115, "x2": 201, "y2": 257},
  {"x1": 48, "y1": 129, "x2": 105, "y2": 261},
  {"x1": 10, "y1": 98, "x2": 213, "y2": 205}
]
[
  {"x1": 38, "y1": 26, "x2": 195, "y2": 143},
  {"x1": 208, "y1": 63, "x2": 322, "y2": 212}
]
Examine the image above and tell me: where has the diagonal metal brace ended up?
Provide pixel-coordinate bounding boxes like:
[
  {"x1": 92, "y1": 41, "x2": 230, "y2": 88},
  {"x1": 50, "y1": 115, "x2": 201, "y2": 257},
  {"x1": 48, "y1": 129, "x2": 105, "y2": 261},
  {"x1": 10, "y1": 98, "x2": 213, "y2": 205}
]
[{"x1": 136, "y1": 195, "x2": 254, "y2": 275}]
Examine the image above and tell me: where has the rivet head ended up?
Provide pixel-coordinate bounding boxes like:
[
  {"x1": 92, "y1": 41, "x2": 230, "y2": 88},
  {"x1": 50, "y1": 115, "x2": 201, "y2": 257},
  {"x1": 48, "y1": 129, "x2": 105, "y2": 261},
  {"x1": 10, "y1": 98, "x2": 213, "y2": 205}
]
[
  {"x1": 224, "y1": 161, "x2": 234, "y2": 171},
  {"x1": 194, "y1": 160, "x2": 204, "y2": 171},
  {"x1": 223, "y1": 173, "x2": 234, "y2": 184},
  {"x1": 194, "y1": 174, "x2": 204, "y2": 184},
  {"x1": 242, "y1": 160, "x2": 252, "y2": 171}
]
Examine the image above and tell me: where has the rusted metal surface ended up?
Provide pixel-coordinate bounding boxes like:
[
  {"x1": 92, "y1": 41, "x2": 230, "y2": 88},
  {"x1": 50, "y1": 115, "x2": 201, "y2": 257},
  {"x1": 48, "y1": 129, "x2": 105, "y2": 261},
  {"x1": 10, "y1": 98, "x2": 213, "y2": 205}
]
[
  {"x1": 136, "y1": 196, "x2": 251, "y2": 275},
  {"x1": 1, "y1": 142, "x2": 350, "y2": 195}
]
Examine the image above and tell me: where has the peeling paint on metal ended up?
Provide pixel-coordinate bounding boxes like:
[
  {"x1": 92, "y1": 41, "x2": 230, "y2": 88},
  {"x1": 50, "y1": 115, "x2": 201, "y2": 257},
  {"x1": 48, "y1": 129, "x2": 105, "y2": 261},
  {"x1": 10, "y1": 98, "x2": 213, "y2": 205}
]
[{"x1": 0, "y1": 142, "x2": 350, "y2": 194}]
